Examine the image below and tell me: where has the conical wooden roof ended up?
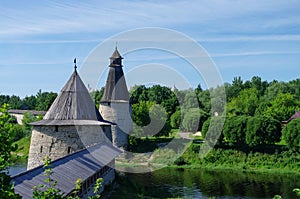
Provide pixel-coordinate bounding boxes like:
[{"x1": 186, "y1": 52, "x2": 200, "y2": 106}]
[
  {"x1": 32, "y1": 68, "x2": 110, "y2": 126},
  {"x1": 101, "y1": 48, "x2": 129, "y2": 102}
]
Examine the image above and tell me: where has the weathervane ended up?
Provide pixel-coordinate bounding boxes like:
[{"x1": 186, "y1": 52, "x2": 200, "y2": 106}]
[{"x1": 74, "y1": 58, "x2": 77, "y2": 71}]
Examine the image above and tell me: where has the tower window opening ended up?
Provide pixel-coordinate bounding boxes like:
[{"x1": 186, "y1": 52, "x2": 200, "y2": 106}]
[
  {"x1": 55, "y1": 125, "x2": 58, "y2": 132},
  {"x1": 68, "y1": 146, "x2": 71, "y2": 154},
  {"x1": 40, "y1": 146, "x2": 43, "y2": 153}
]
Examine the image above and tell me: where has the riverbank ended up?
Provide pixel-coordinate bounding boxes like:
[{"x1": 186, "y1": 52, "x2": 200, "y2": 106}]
[
  {"x1": 117, "y1": 141, "x2": 300, "y2": 175},
  {"x1": 11, "y1": 135, "x2": 299, "y2": 175}
]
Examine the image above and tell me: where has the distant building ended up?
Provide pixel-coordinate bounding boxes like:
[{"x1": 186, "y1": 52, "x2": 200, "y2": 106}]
[{"x1": 99, "y1": 47, "x2": 132, "y2": 150}]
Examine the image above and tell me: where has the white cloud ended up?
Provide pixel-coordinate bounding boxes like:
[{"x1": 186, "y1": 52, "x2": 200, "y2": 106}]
[{"x1": 0, "y1": 0, "x2": 299, "y2": 38}]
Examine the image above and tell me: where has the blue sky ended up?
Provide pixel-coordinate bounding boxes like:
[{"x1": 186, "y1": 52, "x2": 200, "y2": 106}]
[{"x1": 0, "y1": 0, "x2": 299, "y2": 97}]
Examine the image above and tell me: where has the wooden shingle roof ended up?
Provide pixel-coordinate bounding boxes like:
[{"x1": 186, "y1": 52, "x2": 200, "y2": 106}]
[
  {"x1": 11, "y1": 143, "x2": 121, "y2": 199},
  {"x1": 31, "y1": 68, "x2": 111, "y2": 126},
  {"x1": 101, "y1": 48, "x2": 129, "y2": 102}
]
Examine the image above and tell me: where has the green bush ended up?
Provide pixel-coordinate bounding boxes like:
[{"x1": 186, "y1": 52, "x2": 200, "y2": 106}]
[
  {"x1": 282, "y1": 118, "x2": 300, "y2": 151},
  {"x1": 170, "y1": 110, "x2": 181, "y2": 129}
]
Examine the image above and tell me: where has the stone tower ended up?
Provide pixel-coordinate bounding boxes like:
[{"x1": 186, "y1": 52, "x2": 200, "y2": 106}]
[
  {"x1": 27, "y1": 63, "x2": 111, "y2": 170},
  {"x1": 99, "y1": 48, "x2": 132, "y2": 150}
]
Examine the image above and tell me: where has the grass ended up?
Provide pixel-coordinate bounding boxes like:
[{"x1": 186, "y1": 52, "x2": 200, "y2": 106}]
[
  {"x1": 126, "y1": 133, "x2": 299, "y2": 174},
  {"x1": 11, "y1": 136, "x2": 31, "y2": 163}
]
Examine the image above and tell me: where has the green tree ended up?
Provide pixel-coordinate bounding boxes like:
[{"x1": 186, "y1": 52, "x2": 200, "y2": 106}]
[
  {"x1": 227, "y1": 88, "x2": 259, "y2": 116},
  {"x1": 0, "y1": 95, "x2": 10, "y2": 107},
  {"x1": 22, "y1": 111, "x2": 36, "y2": 132},
  {"x1": 226, "y1": 76, "x2": 244, "y2": 101},
  {"x1": 197, "y1": 89, "x2": 211, "y2": 113},
  {"x1": 9, "y1": 124, "x2": 27, "y2": 142},
  {"x1": 201, "y1": 116, "x2": 224, "y2": 145},
  {"x1": 147, "y1": 85, "x2": 173, "y2": 105},
  {"x1": 182, "y1": 91, "x2": 199, "y2": 110},
  {"x1": 263, "y1": 93, "x2": 300, "y2": 122},
  {"x1": 181, "y1": 108, "x2": 201, "y2": 132},
  {"x1": 0, "y1": 104, "x2": 21, "y2": 198},
  {"x1": 246, "y1": 116, "x2": 281, "y2": 147},
  {"x1": 129, "y1": 85, "x2": 148, "y2": 104},
  {"x1": 21, "y1": 95, "x2": 37, "y2": 110},
  {"x1": 90, "y1": 88, "x2": 104, "y2": 109},
  {"x1": 250, "y1": 76, "x2": 268, "y2": 96},
  {"x1": 282, "y1": 118, "x2": 300, "y2": 151},
  {"x1": 222, "y1": 116, "x2": 248, "y2": 147},
  {"x1": 35, "y1": 90, "x2": 57, "y2": 111},
  {"x1": 147, "y1": 104, "x2": 171, "y2": 137},
  {"x1": 8, "y1": 95, "x2": 22, "y2": 109},
  {"x1": 132, "y1": 101, "x2": 154, "y2": 127},
  {"x1": 170, "y1": 110, "x2": 181, "y2": 129}
]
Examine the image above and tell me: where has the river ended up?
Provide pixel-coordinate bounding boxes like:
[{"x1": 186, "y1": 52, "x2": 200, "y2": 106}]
[
  {"x1": 9, "y1": 165, "x2": 299, "y2": 198},
  {"x1": 104, "y1": 168, "x2": 300, "y2": 199}
]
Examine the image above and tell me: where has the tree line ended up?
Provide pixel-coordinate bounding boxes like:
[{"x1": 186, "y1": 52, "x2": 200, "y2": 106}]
[
  {"x1": 1, "y1": 76, "x2": 299, "y2": 151},
  {"x1": 127, "y1": 76, "x2": 300, "y2": 151},
  {"x1": 0, "y1": 90, "x2": 57, "y2": 111}
]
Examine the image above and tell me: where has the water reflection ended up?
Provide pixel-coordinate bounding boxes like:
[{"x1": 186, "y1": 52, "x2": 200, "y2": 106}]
[{"x1": 106, "y1": 168, "x2": 300, "y2": 199}]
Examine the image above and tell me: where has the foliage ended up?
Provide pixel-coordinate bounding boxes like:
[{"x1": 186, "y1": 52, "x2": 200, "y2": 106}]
[
  {"x1": 147, "y1": 104, "x2": 171, "y2": 137},
  {"x1": 0, "y1": 104, "x2": 21, "y2": 198},
  {"x1": 33, "y1": 156, "x2": 103, "y2": 199},
  {"x1": 0, "y1": 91, "x2": 57, "y2": 111},
  {"x1": 181, "y1": 108, "x2": 200, "y2": 132},
  {"x1": 12, "y1": 136, "x2": 31, "y2": 162},
  {"x1": 246, "y1": 116, "x2": 281, "y2": 147},
  {"x1": 263, "y1": 93, "x2": 300, "y2": 121},
  {"x1": 227, "y1": 87, "x2": 259, "y2": 116},
  {"x1": 132, "y1": 101, "x2": 154, "y2": 127},
  {"x1": 170, "y1": 110, "x2": 181, "y2": 129},
  {"x1": 9, "y1": 124, "x2": 28, "y2": 142},
  {"x1": 33, "y1": 156, "x2": 63, "y2": 199},
  {"x1": 35, "y1": 90, "x2": 57, "y2": 111},
  {"x1": 222, "y1": 116, "x2": 248, "y2": 147},
  {"x1": 282, "y1": 118, "x2": 300, "y2": 151},
  {"x1": 22, "y1": 95, "x2": 37, "y2": 110},
  {"x1": 129, "y1": 85, "x2": 149, "y2": 104},
  {"x1": 181, "y1": 144, "x2": 300, "y2": 173},
  {"x1": 181, "y1": 108, "x2": 209, "y2": 132},
  {"x1": 90, "y1": 88, "x2": 104, "y2": 109},
  {"x1": 201, "y1": 117, "x2": 225, "y2": 146},
  {"x1": 201, "y1": 118, "x2": 211, "y2": 139}
]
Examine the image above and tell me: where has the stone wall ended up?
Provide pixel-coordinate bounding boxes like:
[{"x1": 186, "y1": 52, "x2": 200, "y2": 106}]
[
  {"x1": 27, "y1": 125, "x2": 110, "y2": 170},
  {"x1": 99, "y1": 101, "x2": 132, "y2": 149}
]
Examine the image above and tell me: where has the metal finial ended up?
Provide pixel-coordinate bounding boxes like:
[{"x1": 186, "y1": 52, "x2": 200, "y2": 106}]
[
  {"x1": 115, "y1": 42, "x2": 118, "y2": 50},
  {"x1": 74, "y1": 58, "x2": 77, "y2": 70}
]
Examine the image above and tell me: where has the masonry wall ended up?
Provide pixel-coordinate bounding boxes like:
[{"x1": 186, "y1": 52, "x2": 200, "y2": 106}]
[
  {"x1": 27, "y1": 125, "x2": 109, "y2": 170},
  {"x1": 99, "y1": 101, "x2": 132, "y2": 149}
]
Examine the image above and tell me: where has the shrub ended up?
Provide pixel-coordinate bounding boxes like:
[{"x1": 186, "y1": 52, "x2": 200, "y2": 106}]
[{"x1": 282, "y1": 118, "x2": 300, "y2": 151}]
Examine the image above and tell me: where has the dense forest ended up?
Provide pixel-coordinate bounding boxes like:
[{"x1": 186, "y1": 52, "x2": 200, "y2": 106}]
[{"x1": 0, "y1": 76, "x2": 300, "y2": 151}]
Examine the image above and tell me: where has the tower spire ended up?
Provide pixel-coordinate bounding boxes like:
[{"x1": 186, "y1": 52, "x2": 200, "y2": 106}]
[{"x1": 74, "y1": 58, "x2": 77, "y2": 71}]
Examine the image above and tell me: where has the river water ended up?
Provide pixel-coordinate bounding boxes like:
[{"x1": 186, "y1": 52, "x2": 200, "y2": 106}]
[
  {"x1": 9, "y1": 165, "x2": 299, "y2": 199},
  {"x1": 105, "y1": 168, "x2": 300, "y2": 199}
]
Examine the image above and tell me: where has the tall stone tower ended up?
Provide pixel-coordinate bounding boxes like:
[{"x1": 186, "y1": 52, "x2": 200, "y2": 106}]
[
  {"x1": 99, "y1": 48, "x2": 132, "y2": 150},
  {"x1": 28, "y1": 63, "x2": 111, "y2": 170}
]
